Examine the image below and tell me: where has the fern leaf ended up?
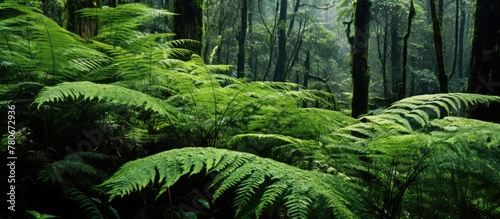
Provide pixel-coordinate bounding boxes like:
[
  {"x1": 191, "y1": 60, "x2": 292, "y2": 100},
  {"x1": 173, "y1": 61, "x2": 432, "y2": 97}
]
[
  {"x1": 101, "y1": 147, "x2": 359, "y2": 218},
  {"x1": 34, "y1": 81, "x2": 182, "y2": 120}
]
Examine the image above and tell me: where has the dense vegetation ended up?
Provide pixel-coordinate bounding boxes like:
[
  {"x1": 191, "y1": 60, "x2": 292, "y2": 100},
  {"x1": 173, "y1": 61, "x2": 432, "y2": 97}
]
[{"x1": 1, "y1": 0, "x2": 499, "y2": 218}]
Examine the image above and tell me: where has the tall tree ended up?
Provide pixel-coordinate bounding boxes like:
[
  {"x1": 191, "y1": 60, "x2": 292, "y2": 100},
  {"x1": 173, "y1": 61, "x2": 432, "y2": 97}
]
[
  {"x1": 430, "y1": 0, "x2": 449, "y2": 93},
  {"x1": 350, "y1": 0, "x2": 371, "y2": 118},
  {"x1": 390, "y1": 11, "x2": 401, "y2": 96},
  {"x1": 237, "y1": 0, "x2": 248, "y2": 78},
  {"x1": 467, "y1": 0, "x2": 500, "y2": 122},
  {"x1": 399, "y1": 0, "x2": 415, "y2": 100},
  {"x1": 273, "y1": 0, "x2": 287, "y2": 82},
  {"x1": 375, "y1": 16, "x2": 389, "y2": 98},
  {"x1": 457, "y1": 0, "x2": 466, "y2": 79},
  {"x1": 173, "y1": 0, "x2": 203, "y2": 55}
]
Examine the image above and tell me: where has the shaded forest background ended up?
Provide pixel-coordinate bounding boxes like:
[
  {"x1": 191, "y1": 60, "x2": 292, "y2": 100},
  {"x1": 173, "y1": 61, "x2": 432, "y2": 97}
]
[{"x1": 1, "y1": 0, "x2": 499, "y2": 218}]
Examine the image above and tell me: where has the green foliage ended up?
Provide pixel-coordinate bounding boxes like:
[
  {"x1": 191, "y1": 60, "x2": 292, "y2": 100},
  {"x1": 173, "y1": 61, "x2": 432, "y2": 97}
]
[
  {"x1": 34, "y1": 81, "x2": 182, "y2": 119},
  {"x1": 101, "y1": 147, "x2": 360, "y2": 218},
  {"x1": 2, "y1": 1, "x2": 499, "y2": 219}
]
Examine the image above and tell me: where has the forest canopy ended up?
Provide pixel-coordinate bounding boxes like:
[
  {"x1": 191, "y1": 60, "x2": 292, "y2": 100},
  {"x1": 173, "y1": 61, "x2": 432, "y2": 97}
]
[{"x1": 1, "y1": 0, "x2": 499, "y2": 218}]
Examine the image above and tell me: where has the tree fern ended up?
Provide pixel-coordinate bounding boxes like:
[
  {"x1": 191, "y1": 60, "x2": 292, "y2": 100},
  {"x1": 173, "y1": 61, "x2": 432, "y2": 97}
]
[{"x1": 101, "y1": 147, "x2": 361, "y2": 218}]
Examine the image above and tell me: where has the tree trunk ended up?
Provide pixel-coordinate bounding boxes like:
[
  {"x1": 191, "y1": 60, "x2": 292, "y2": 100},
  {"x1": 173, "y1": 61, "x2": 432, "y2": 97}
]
[
  {"x1": 351, "y1": 0, "x2": 371, "y2": 118},
  {"x1": 273, "y1": 0, "x2": 287, "y2": 82},
  {"x1": 248, "y1": 0, "x2": 256, "y2": 80},
  {"x1": 457, "y1": 0, "x2": 466, "y2": 78},
  {"x1": 399, "y1": 0, "x2": 416, "y2": 100},
  {"x1": 303, "y1": 50, "x2": 310, "y2": 108},
  {"x1": 376, "y1": 19, "x2": 389, "y2": 98},
  {"x1": 467, "y1": 0, "x2": 500, "y2": 123},
  {"x1": 66, "y1": 0, "x2": 101, "y2": 40},
  {"x1": 287, "y1": 0, "x2": 301, "y2": 36},
  {"x1": 237, "y1": 0, "x2": 248, "y2": 78},
  {"x1": 390, "y1": 12, "x2": 401, "y2": 97},
  {"x1": 449, "y1": 0, "x2": 460, "y2": 79},
  {"x1": 430, "y1": 0, "x2": 449, "y2": 93},
  {"x1": 173, "y1": 0, "x2": 203, "y2": 55}
]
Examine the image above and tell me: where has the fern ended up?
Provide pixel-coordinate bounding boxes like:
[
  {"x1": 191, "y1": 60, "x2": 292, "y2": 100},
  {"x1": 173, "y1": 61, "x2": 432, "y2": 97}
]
[
  {"x1": 34, "y1": 81, "x2": 183, "y2": 120},
  {"x1": 379, "y1": 93, "x2": 500, "y2": 129},
  {"x1": 79, "y1": 4, "x2": 174, "y2": 47},
  {"x1": 101, "y1": 147, "x2": 361, "y2": 218},
  {"x1": 63, "y1": 187, "x2": 103, "y2": 219}
]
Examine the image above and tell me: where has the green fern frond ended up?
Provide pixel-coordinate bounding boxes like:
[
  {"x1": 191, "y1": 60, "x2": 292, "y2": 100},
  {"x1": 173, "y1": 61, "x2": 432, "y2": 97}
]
[
  {"x1": 101, "y1": 147, "x2": 359, "y2": 218},
  {"x1": 368, "y1": 93, "x2": 500, "y2": 131},
  {"x1": 34, "y1": 81, "x2": 182, "y2": 120},
  {"x1": 63, "y1": 187, "x2": 103, "y2": 219},
  {"x1": 38, "y1": 159, "x2": 104, "y2": 184},
  {"x1": 79, "y1": 4, "x2": 174, "y2": 47}
]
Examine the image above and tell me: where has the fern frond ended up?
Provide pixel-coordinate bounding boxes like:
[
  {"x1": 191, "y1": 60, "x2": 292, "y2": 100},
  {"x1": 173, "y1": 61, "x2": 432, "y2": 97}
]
[
  {"x1": 383, "y1": 93, "x2": 500, "y2": 129},
  {"x1": 101, "y1": 147, "x2": 359, "y2": 218},
  {"x1": 63, "y1": 187, "x2": 103, "y2": 219},
  {"x1": 38, "y1": 159, "x2": 104, "y2": 184},
  {"x1": 34, "y1": 81, "x2": 182, "y2": 120}
]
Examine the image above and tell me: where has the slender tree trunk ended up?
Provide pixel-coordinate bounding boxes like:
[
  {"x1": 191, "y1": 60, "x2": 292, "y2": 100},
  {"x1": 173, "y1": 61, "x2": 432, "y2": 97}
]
[
  {"x1": 457, "y1": 1, "x2": 465, "y2": 78},
  {"x1": 467, "y1": 0, "x2": 500, "y2": 123},
  {"x1": 173, "y1": 0, "x2": 203, "y2": 55},
  {"x1": 399, "y1": 0, "x2": 416, "y2": 100},
  {"x1": 248, "y1": 0, "x2": 256, "y2": 80},
  {"x1": 390, "y1": 12, "x2": 401, "y2": 96},
  {"x1": 351, "y1": 0, "x2": 371, "y2": 118},
  {"x1": 237, "y1": 0, "x2": 248, "y2": 78},
  {"x1": 430, "y1": 0, "x2": 449, "y2": 93},
  {"x1": 273, "y1": 0, "x2": 287, "y2": 82},
  {"x1": 450, "y1": 0, "x2": 459, "y2": 79},
  {"x1": 376, "y1": 19, "x2": 389, "y2": 98},
  {"x1": 287, "y1": 0, "x2": 301, "y2": 36}
]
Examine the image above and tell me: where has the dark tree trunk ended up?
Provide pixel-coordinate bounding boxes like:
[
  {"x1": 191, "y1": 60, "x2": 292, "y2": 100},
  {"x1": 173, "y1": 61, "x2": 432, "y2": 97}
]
[
  {"x1": 390, "y1": 12, "x2": 401, "y2": 96},
  {"x1": 399, "y1": 0, "x2": 416, "y2": 100},
  {"x1": 273, "y1": 0, "x2": 287, "y2": 82},
  {"x1": 237, "y1": 0, "x2": 248, "y2": 78},
  {"x1": 248, "y1": 0, "x2": 257, "y2": 80},
  {"x1": 376, "y1": 19, "x2": 389, "y2": 98},
  {"x1": 303, "y1": 50, "x2": 310, "y2": 108},
  {"x1": 457, "y1": 0, "x2": 466, "y2": 78},
  {"x1": 351, "y1": 0, "x2": 371, "y2": 118},
  {"x1": 66, "y1": 0, "x2": 101, "y2": 40},
  {"x1": 467, "y1": 0, "x2": 500, "y2": 123},
  {"x1": 449, "y1": 0, "x2": 460, "y2": 79},
  {"x1": 109, "y1": 0, "x2": 117, "y2": 7},
  {"x1": 430, "y1": 0, "x2": 449, "y2": 93},
  {"x1": 287, "y1": 0, "x2": 301, "y2": 36},
  {"x1": 173, "y1": 0, "x2": 203, "y2": 55}
]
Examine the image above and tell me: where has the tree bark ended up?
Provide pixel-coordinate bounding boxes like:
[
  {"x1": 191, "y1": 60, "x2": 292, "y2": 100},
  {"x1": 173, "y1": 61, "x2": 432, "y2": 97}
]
[
  {"x1": 467, "y1": 0, "x2": 500, "y2": 122},
  {"x1": 399, "y1": 0, "x2": 416, "y2": 100},
  {"x1": 350, "y1": 0, "x2": 371, "y2": 118},
  {"x1": 376, "y1": 19, "x2": 389, "y2": 98},
  {"x1": 287, "y1": 0, "x2": 301, "y2": 36},
  {"x1": 237, "y1": 0, "x2": 248, "y2": 78},
  {"x1": 449, "y1": 0, "x2": 460, "y2": 79},
  {"x1": 66, "y1": 0, "x2": 101, "y2": 40},
  {"x1": 173, "y1": 0, "x2": 203, "y2": 55},
  {"x1": 430, "y1": 0, "x2": 449, "y2": 93},
  {"x1": 273, "y1": 0, "x2": 287, "y2": 82},
  {"x1": 390, "y1": 12, "x2": 401, "y2": 96},
  {"x1": 457, "y1": 0, "x2": 466, "y2": 78}
]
